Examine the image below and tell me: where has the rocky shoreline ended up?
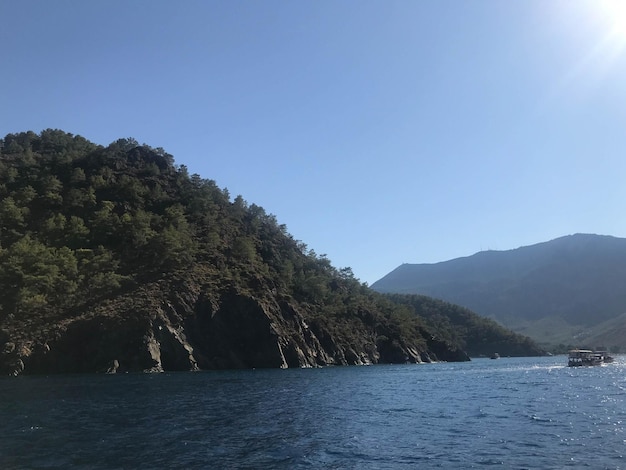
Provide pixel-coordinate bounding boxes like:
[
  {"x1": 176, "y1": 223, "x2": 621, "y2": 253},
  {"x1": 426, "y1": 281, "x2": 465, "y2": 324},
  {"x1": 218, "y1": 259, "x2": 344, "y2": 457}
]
[{"x1": 0, "y1": 277, "x2": 469, "y2": 377}]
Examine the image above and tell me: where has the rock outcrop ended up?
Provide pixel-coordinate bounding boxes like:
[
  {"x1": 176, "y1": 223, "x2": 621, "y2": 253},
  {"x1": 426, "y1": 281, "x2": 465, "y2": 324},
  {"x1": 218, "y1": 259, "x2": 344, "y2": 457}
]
[{"x1": 0, "y1": 274, "x2": 469, "y2": 376}]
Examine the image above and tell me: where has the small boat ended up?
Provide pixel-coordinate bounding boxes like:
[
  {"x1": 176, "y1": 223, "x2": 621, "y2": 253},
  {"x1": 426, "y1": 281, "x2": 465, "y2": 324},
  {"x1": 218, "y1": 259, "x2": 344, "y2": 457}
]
[
  {"x1": 490, "y1": 353, "x2": 500, "y2": 359},
  {"x1": 567, "y1": 349, "x2": 612, "y2": 367}
]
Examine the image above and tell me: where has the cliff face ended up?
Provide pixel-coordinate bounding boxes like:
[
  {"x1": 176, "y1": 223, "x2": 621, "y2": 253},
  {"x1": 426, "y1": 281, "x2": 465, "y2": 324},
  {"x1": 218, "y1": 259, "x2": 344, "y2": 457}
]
[{"x1": 0, "y1": 275, "x2": 469, "y2": 376}]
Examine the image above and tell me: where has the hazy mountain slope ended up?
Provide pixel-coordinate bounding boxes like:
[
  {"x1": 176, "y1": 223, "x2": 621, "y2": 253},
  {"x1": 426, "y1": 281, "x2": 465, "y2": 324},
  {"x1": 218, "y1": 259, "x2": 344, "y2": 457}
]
[{"x1": 372, "y1": 234, "x2": 626, "y2": 350}]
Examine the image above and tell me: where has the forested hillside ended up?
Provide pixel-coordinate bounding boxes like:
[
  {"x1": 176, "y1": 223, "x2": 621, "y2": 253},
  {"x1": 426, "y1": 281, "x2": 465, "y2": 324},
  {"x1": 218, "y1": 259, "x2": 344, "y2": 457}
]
[
  {"x1": 385, "y1": 294, "x2": 543, "y2": 357},
  {"x1": 0, "y1": 130, "x2": 541, "y2": 375}
]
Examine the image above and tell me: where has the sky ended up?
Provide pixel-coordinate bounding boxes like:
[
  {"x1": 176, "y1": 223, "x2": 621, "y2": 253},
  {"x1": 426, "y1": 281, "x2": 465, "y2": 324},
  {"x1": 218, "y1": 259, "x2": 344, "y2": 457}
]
[{"x1": 2, "y1": 0, "x2": 626, "y2": 284}]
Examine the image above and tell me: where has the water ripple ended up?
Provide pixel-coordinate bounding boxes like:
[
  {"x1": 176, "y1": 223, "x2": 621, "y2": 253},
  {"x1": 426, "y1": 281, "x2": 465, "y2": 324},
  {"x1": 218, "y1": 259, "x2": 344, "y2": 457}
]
[{"x1": 0, "y1": 357, "x2": 625, "y2": 468}]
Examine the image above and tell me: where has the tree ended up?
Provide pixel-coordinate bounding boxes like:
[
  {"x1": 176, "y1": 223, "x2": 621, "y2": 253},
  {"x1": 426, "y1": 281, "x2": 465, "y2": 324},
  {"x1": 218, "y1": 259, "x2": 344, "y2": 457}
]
[
  {"x1": 0, "y1": 236, "x2": 78, "y2": 316},
  {"x1": 0, "y1": 197, "x2": 28, "y2": 247},
  {"x1": 77, "y1": 247, "x2": 126, "y2": 298}
]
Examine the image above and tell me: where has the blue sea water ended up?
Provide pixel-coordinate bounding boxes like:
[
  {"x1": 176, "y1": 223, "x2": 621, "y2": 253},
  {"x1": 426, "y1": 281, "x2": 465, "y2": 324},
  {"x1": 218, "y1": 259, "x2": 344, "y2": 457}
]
[{"x1": 1, "y1": 356, "x2": 625, "y2": 469}]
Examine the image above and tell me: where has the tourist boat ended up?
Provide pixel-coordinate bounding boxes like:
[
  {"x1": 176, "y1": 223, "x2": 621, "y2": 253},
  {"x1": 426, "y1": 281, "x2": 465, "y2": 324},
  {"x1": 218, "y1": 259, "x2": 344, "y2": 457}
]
[
  {"x1": 490, "y1": 352, "x2": 500, "y2": 359},
  {"x1": 568, "y1": 349, "x2": 601, "y2": 366},
  {"x1": 567, "y1": 349, "x2": 614, "y2": 367}
]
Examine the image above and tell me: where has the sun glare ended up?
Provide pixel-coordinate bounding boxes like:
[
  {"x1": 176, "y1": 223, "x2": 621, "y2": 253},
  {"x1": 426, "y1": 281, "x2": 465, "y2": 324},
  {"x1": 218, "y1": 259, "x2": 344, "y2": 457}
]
[{"x1": 599, "y1": 0, "x2": 626, "y2": 42}]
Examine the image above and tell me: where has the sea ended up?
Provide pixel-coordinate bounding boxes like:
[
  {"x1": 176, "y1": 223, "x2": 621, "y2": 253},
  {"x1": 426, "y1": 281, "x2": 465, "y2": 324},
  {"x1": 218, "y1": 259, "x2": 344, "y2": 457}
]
[{"x1": 1, "y1": 356, "x2": 624, "y2": 469}]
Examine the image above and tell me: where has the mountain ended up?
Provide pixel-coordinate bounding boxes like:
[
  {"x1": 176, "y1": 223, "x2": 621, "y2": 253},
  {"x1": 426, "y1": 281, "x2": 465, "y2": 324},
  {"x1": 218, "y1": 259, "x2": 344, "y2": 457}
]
[
  {"x1": 371, "y1": 234, "x2": 626, "y2": 350},
  {"x1": 0, "y1": 130, "x2": 543, "y2": 375}
]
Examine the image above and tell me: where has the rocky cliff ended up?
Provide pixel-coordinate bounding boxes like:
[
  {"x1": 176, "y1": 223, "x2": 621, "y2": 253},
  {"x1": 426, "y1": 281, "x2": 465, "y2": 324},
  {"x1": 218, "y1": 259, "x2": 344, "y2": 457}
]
[{"x1": 0, "y1": 269, "x2": 469, "y2": 376}]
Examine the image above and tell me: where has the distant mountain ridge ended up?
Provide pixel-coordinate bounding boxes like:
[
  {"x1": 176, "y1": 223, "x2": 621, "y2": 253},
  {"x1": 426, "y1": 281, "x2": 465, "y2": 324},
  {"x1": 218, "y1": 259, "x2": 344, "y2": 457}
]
[{"x1": 371, "y1": 234, "x2": 626, "y2": 349}]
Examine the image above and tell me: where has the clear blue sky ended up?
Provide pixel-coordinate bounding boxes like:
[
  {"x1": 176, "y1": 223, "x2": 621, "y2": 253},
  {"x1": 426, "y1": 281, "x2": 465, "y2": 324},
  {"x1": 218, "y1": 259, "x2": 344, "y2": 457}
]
[{"x1": 2, "y1": 0, "x2": 626, "y2": 284}]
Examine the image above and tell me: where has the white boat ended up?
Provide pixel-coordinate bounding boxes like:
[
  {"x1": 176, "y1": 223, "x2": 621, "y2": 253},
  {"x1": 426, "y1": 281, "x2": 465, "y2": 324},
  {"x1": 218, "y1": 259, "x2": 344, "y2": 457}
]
[{"x1": 567, "y1": 349, "x2": 612, "y2": 367}]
